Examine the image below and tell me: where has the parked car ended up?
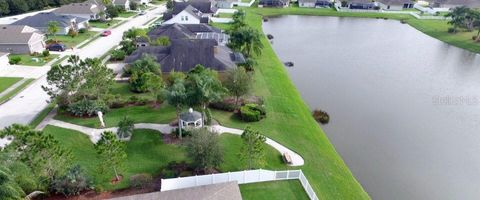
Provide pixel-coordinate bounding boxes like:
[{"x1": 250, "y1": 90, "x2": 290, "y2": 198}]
[
  {"x1": 101, "y1": 30, "x2": 111, "y2": 37},
  {"x1": 139, "y1": 11, "x2": 146, "y2": 15},
  {"x1": 47, "y1": 43, "x2": 66, "y2": 52}
]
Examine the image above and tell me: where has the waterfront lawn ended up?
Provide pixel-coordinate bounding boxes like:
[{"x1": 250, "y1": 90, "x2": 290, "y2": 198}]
[
  {"x1": 0, "y1": 77, "x2": 22, "y2": 93},
  {"x1": 240, "y1": 180, "x2": 310, "y2": 200},
  {"x1": 44, "y1": 126, "x2": 287, "y2": 190},
  {"x1": 212, "y1": 8, "x2": 371, "y2": 199},
  {"x1": 0, "y1": 78, "x2": 34, "y2": 104},
  {"x1": 89, "y1": 19, "x2": 121, "y2": 29},
  {"x1": 53, "y1": 31, "x2": 98, "y2": 48},
  {"x1": 8, "y1": 54, "x2": 59, "y2": 66}
]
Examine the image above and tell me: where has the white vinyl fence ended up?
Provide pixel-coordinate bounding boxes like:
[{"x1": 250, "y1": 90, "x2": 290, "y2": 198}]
[{"x1": 161, "y1": 169, "x2": 319, "y2": 200}]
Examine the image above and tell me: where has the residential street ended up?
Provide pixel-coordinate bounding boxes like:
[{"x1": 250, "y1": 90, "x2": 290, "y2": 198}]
[{"x1": 0, "y1": 5, "x2": 166, "y2": 129}]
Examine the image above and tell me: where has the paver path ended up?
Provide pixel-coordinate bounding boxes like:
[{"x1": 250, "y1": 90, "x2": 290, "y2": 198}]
[{"x1": 45, "y1": 120, "x2": 305, "y2": 166}]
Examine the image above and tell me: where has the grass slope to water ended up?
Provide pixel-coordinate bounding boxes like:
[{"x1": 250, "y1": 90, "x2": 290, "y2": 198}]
[
  {"x1": 213, "y1": 8, "x2": 370, "y2": 199},
  {"x1": 240, "y1": 180, "x2": 310, "y2": 200}
]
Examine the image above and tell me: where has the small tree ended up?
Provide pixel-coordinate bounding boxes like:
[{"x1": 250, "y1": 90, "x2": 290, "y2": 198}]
[
  {"x1": 117, "y1": 116, "x2": 134, "y2": 140},
  {"x1": 230, "y1": 10, "x2": 246, "y2": 32},
  {"x1": 94, "y1": 131, "x2": 127, "y2": 181},
  {"x1": 47, "y1": 21, "x2": 59, "y2": 41},
  {"x1": 106, "y1": 5, "x2": 119, "y2": 19},
  {"x1": 185, "y1": 128, "x2": 223, "y2": 172},
  {"x1": 67, "y1": 28, "x2": 78, "y2": 38},
  {"x1": 144, "y1": 72, "x2": 165, "y2": 107},
  {"x1": 52, "y1": 165, "x2": 90, "y2": 197},
  {"x1": 239, "y1": 127, "x2": 266, "y2": 169},
  {"x1": 223, "y1": 67, "x2": 252, "y2": 107}
]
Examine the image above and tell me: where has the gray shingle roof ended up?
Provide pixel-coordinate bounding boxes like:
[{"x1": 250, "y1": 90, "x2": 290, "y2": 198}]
[
  {"x1": 12, "y1": 13, "x2": 75, "y2": 28},
  {"x1": 0, "y1": 25, "x2": 38, "y2": 44},
  {"x1": 53, "y1": 3, "x2": 100, "y2": 15},
  {"x1": 173, "y1": 1, "x2": 216, "y2": 15},
  {"x1": 85, "y1": 0, "x2": 106, "y2": 10},
  {"x1": 109, "y1": 182, "x2": 242, "y2": 200},
  {"x1": 180, "y1": 109, "x2": 202, "y2": 121},
  {"x1": 148, "y1": 23, "x2": 222, "y2": 41}
]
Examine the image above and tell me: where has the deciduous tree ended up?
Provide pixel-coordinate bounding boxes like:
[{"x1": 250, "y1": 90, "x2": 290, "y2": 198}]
[
  {"x1": 94, "y1": 131, "x2": 127, "y2": 181},
  {"x1": 239, "y1": 127, "x2": 266, "y2": 169},
  {"x1": 223, "y1": 67, "x2": 252, "y2": 107},
  {"x1": 185, "y1": 128, "x2": 223, "y2": 172}
]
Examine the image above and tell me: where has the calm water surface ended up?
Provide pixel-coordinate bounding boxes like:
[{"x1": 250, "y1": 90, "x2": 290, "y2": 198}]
[{"x1": 263, "y1": 16, "x2": 480, "y2": 200}]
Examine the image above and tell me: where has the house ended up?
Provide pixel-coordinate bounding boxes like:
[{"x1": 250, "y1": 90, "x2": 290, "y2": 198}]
[
  {"x1": 53, "y1": 2, "x2": 102, "y2": 20},
  {"x1": 85, "y1": 0, "x2": 107, "y2": 11},
  {"x1": 298, "y1": 0, "x2": 332, "y2": 7},
  {"x1": 163, "y1": 5, "x2": 209, "y2": 24},
  {"x1": 342, "y1": 0, "x2": 378, "y2": 9},
  {"x1": 113, "y1": 0, "x2": 131, "y2": 10},
  {"x1": 125, "y1": 23, "x2": 244, "y2": 72},
  {"x1": 11, "y1": 13, "x2": 89, "y2": 35},
  {"x1": 258, "y1": 0, "x2": 290, "y2": 7},
  {"x1": 376, "y1": 0, "x2": 414, "y2": 10},
  {"x1": 0, "y1": 25, "x2": 46, "y2": 54},
  {"x1": 427, "y1": 0, "x2": 480, "y2": 9},
  {"x1": 110, "y1": 182, "x2": 242, "y2": 200}
]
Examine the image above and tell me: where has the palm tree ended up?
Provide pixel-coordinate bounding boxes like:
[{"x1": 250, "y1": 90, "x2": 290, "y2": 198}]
[
  {"x1": 228, "y1": 26, "x2": 264, "y2": 58},
  {"x1": 47, "y1": 21, "x2": 59, "y2": 41},
  {"x1": 165, "y1": 76, "x2": 187, "y2": 139},
  {"x1": 446, "y1": 6, "x2": 470, "y2": 33}
]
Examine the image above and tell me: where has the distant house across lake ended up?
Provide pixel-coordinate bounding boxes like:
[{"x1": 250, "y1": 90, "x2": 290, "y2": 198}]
[{"x1": 376, "y1": 0, "x2": 414, "y2": 10}]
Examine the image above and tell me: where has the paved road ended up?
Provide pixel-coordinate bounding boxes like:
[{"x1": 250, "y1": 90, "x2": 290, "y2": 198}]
[{"x1": 0, "y1": 5, "x2": 166, "y2": 129}]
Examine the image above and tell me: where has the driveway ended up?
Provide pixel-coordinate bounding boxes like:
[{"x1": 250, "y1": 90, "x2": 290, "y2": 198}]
[{"x1": 0, "y1": 5, "x2": 167, "y2": 129}]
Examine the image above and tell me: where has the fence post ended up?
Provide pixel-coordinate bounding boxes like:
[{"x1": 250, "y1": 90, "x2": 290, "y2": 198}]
[
  {"x1": 228, "y1": 172, "x2": 231, "y2": 182},
  {"x1": 243, "y1": 170, "x2": 246, "y2": 183},
  {"x1": 212, "y1": 173, "x2": 215, "y2": 184},
  {"x1": 195, "y1": 175, "x2": 198, "y2": 186}
]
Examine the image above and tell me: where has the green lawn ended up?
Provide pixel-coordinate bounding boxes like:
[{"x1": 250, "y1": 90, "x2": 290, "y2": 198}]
[
  {"x1": 54, "y1": 104, "x2": 177, "y2": 128},
  {"x1": 118, "y1": 12, "x2": 137, "y2": 18},
  {"x1": 0, "y1": 77, "x2": 22, "y2": 93},
  {"x1": 8, "y1": 54, "x2": 59, "y2": 66},
  {"x1": 53, "y1": 31, "x2": 98, "y2": 48},
  {"x1": 44, "y1": 126, "x2": 287, "y2": 190},
  {"x1": 217, "y1": 13, "x2": 234, "y2": 18},
  {"x1": 151, "y1": 0, "x2": 164, "y2": 5},
  {"x1": 0, "y1": 78, "x2": 34, "y2": 104},
  {"x1": 240, "y1": 180, "x2": 310, "y2": 200},
  {"x1": 89, "y1": 20, "x2": 121, "y2": 29}
]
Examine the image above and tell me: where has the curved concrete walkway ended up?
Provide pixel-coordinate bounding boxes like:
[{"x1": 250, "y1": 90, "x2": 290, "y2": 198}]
[{"x1": 46, "y1": 120, "x2": 305, "y2": 166}]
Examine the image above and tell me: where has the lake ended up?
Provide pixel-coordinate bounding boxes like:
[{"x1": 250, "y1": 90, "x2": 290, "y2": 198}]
[{"x1": 263, "y1": 15, "x2": 480, "y2": 200}]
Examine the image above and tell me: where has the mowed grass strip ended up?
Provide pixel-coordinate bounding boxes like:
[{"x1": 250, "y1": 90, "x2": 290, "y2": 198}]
[
  {"x1": 0, "y1": 77, "x2": 22, "y2": 93},
  {"x1": 240, "y1": 180, "x2": 310, "y2": 200}
]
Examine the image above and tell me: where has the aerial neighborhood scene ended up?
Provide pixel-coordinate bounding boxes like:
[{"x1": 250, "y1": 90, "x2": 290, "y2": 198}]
[{"x1": 1, "y1": 0, "x2": 480, "y2": 199}]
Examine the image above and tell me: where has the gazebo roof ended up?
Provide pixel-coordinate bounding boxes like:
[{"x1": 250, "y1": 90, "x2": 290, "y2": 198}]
[{"x1": 180, "y1": 108, "x2": 202, "y2": 122}]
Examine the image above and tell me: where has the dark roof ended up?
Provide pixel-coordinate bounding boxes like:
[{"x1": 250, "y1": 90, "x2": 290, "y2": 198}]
[
  {"x1": 109, "y1": 182, "x2": 242, "y2": 200},
  {"x1": 125, "y1": 39, "x2": 240, "y2": 72},
  {"x1": 259, "y1": 0, "x2": 289, "y2": 7},
  {"x1": 376, "y1": 0, "x2": 413, "y2": 5},
  {"x1": 173, "y1": 1, "x2": 216, "y2": 15},
  {"x1": 12, "y1": 13, "x2": 78, "y2": 28},
  {"x1": 180, "y1": 108, "x2": 202, "y2": 121},
  {"x1": 85, "y1": 0, "x2": 106, "y2": 10},
  {"x1": 148, "y1": 23, "x2": 221, "y2": 41},
  {"x1": 298, "y1": 0, "x2": 331, "y2": 4}
]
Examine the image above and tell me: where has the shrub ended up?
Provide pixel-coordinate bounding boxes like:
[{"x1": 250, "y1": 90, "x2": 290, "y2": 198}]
[
  {"x1": 42, "y1": 50, "x2": 50, "y2": 57},
  {"x1": 78, "y1": 28, "x2": 87, "y2": 34},
  {"x1": 448, "y1": 27, "x2": 456, "y2": 33},
  {"x1": 239, "y1": 104, "x2": 266, "y2": 122},
  {"x1": 8, "y1": 56, "x2": 21, "y2": 65},
  {"x1": 52, "y1": 165, "x2": 91, "y2": 197},
  {"x1": 117, "y1": 116, "x2": 134, "y2": 140},
  {"x1": 110, "y1": 49, "x2": 126, "y2": 61},
  {"x1": 68, "y1": 28, "x2": 78, "y2": 38},
  {"x1": 209, "y1": 100, "x2": 237, "y2": 112},
  {"x1": 129, "y1": 174, "x2": 152, "y2": 189},
  {"x1": 174, "y1": 128, "x2": 192, "y2": 138},
  {"x1": 472, "y1": 36, "x2": 478, "y2": 41},
  {"x1": 129, "y1": 1, "x2": 138, "y2": 10},
  {"x1": 67, "y1": 99, "x2": 108, "y2": 117},
  {"x1": 312, "y1": 109, "x2": 330, "y2": 124}
]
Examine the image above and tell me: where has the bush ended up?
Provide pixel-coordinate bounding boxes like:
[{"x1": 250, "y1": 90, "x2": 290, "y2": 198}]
[
  {"x1": 117, "y1": 116, "x2": 134, "y2": 140},
  {"x1": 78, "y1": 28, "x2": 87, "y2": 34},
  {"x1": 8, "y1": 56, "x2": 21, "y2": 65},
  {"x1": 448, "y1": 27, "x2": 456, "y2": 33},
  {"x1": 110, "y1": 49, "x2": 126, "y2": 61},
  {"x1": 210, "y1": 100, "x2": 237, "y2": 112},
  {"x1": 129, "y1": 173, "x2": 152, "y2": 189},
  {"x1": 129, "y1": 1, "x2": 138, "y2": 11},
  {"x1": 472, "y1": 36, "x2": 478, "y2": 41},
  {"x1": 42, "y1": 50, "x2": 50, "y2": 57},
  {"x1": 239, "y1": 104, "x2": 266, "y2": 122},
  {"x1": 68, "y1": 28, "x2": 78, "y2": 38},
  {"x1": 67, "y1": 99, "x2": 109, "y2": 117},
  {"x1": 52, "y1": 165, "x2": 91, "y2": 197},
  {"x1": 174, "y1": 128, "x2": 192, "y2": 138},
  {"x1": 312, "y1": 109, "x2": 330, "y2": 124}
]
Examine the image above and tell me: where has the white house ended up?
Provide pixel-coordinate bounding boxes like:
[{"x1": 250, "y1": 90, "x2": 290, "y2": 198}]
[
  {"x1": 376, "y1": 0, "x2": 415, "y2": 10},
  {"x1": 113, "y1": 0, "x2": 131, "y2": 10},
  {"x1": 163, "y1": 5, "x2": 206, "y2": 24},
  {"x1": 12, "y1": 13, "x2": 89, "y2": 35}
]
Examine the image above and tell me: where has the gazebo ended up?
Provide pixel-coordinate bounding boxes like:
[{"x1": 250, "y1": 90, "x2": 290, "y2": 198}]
[{"x1": 179, "y1": 108, "x2": 203, "y2": 129}]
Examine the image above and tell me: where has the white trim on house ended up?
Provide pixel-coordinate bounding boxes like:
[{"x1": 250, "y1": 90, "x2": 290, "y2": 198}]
[{"x1": 163, "y1": 9, "x2": 201, "y2": 24}]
